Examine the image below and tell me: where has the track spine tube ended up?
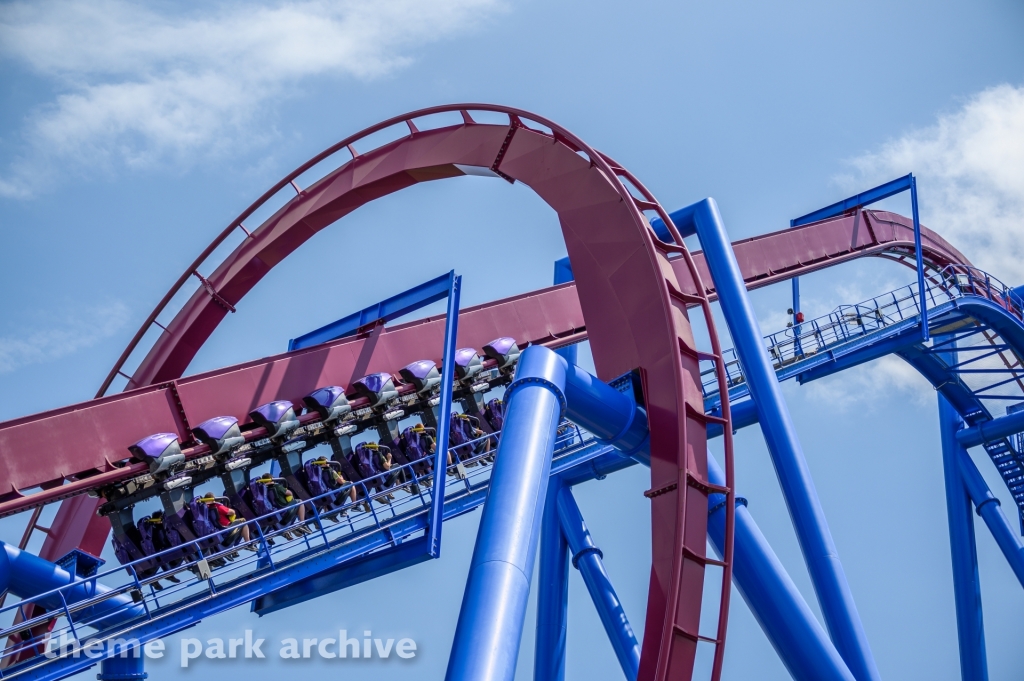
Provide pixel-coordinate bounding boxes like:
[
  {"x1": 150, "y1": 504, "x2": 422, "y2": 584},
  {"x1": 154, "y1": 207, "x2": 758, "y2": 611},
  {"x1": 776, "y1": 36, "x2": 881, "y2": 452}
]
[
  {"x1": 556, "y1": 485, "x2": 640, "y2": 680},
  {"x1": 687, "y1": 197, "x2": 881, "y2": 681},
  {"x1": 97, "y1": 654, "x2": 147, "y2": 680},
  {"x1": 445, "y1": 346, "x2": 567, "y2": 681},
  {"x1": 939, "y1": 394, "x2": 989, "y2": 681},
  {"x1": 0, "y1": 542, "x2": 143, "y2": 630},
  {"x1": 956, "y1": 446, "x2": 1024, "y2": 589},
  {"x1": 534, "y1": 477, "x2": 569, "y2": 681}
]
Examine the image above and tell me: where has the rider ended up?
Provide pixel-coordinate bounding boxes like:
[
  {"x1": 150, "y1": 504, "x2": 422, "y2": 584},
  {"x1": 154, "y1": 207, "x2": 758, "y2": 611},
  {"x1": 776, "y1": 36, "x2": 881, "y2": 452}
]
[
  {"x1": 452, "y1": 412, "x2": 493, "y2": 464},
  {"x1": 311, "y1": 455, "x2": 357, "y2": 517},
  {"x1": 200, "y1": 492, "x2": 255, "y2": 551},
  {"x1": 256, "y1": 472, "x2": 312, "y2": 540},
  {"x1": 139, "y1": 511, "x2": 180, "y2": 589}
]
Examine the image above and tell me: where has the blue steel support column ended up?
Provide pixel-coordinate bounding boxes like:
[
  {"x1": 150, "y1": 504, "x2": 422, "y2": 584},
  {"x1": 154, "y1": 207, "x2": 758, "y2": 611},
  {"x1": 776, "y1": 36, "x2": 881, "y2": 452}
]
[
  {"x1": 956, "y1": 448, "x2": 1024, "y2": 588},
  {"x1": 446, "y1": 346, "x2": 568, "y2": 681},
  {"x1": 939, "y1": 395, "x2": 988, "y2": 681},
  {"x1": 556, "y1": 486, "x2": 640, "y2": 680},
  {"x1": 535, "y1": 477, "x2": 570, "y2": 681},
  {"x1": 427, "y1": 272, "x2": 460, "y2": 554},
  {"x1": 911, "y1": 175, "x2": 929, "y2": 341},
  {"x1": 688, "y1": 197, "x2": 880, "y2": 681}
]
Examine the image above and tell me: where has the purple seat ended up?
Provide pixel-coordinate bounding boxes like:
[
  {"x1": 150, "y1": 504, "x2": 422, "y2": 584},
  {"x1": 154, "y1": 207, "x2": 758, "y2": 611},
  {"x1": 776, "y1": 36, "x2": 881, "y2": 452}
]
[
  {"x1": 353, "y1": 373, "x2": 398, "y2": 407},
  {"x1": 453, "y1": 348, "x2": 483, "y2": 382},
  {"x1": 128, "y1": 433, "x2": 184, "y2": 476},
  {"x1": 193, "y1": 416, "x2": 244, "y2": 456},
  {"x1": 483, "y1": 337, "x2": 520, "y2": 369},
  {"x1": 249, "y1": 401, "x2": 300, "y2": 440},
  {"x1": 484, "y1": 398, "x2": 506, "y2": 431},
  {"x1": 449, "y1": 413, "x2": 484, "y2": 461},
  {"x1": 303, "y1": 386, "x2": 351, "y2": 423},
  {"x1": 400, "y1": 360, "x2": 441, "y2": 395}
]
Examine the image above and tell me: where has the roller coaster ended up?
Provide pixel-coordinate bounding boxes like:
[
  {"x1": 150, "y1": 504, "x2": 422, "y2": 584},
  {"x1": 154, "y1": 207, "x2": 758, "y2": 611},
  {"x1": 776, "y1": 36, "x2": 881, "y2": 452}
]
[{"x1": 1, "y1": 104, "x2": 1021, "y2": 681}]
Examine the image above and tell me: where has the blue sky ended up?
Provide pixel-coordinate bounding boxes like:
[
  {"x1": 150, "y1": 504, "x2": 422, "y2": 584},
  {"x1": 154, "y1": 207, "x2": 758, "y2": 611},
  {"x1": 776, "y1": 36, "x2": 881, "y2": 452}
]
[{"x1": 1, "y1": 0, "x2": 1023, "y2": 678}]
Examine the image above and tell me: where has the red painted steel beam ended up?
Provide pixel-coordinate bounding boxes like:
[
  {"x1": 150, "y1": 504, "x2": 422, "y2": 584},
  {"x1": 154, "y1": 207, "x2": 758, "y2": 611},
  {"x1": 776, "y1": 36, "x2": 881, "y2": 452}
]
[
  {"x1": 0, "y1": 282, "x2": 584, "y2": 513},
  {"x1": 681, "y1": 209, "x2": 970, "y2": 298},
  {"x1": 0, "y1": 208, "x2": 966, "y2": 507}
]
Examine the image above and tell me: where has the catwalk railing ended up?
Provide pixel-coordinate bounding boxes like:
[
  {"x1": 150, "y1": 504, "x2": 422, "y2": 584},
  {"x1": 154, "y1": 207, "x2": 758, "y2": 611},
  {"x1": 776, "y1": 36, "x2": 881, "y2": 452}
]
[
  {"x1": 700, "y1": 264, "x2": 1024, "y2": 399},
  {"x1": 0, "y1": 423, "x2": 610, "y2": 679}
]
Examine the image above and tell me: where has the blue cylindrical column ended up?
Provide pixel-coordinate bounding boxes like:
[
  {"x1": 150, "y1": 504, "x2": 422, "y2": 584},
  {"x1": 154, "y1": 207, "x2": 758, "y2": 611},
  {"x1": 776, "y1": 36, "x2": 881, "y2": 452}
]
[
  {"x1": 956, "y1": 447, "x2": 1024, "y2": 588},
  {"x1": 706, "y1": 456, "x2": 856, "y2": 681},
  {"x1": 556, "y1": 486, "x2": 640, "y2": 680},
  {"x1": 690, "y1": 197, "x2": 880, "y2": 681},
  {"x1": 446, "y1": 346, "x2": 568, "y2": 681},
  {"x1": 939, "y1": 395, "x2": 989, "y2": 681},
  {"x1": 97, "y1": 654, "x2": 148, "y2": 680},
  {"x1": 0, "y1": 542, "x2": 143, "y2": 629},
  {"x1": 535, "y1": 478, "x2": 570, "y2": 681}
]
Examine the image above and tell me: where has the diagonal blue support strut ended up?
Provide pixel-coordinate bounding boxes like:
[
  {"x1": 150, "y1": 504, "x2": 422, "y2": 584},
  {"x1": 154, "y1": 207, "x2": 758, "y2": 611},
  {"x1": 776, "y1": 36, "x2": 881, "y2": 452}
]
[
  {"x1": 288, "y1": 272, "x2": 453, "y2": 351},
  {"x1": 686, "y1": 197, "x2": 881, "y2": 681},
  {"x1": 939, "y1": 394, "x2": 989, "y2": 681},
  {"x1": 535, "y1": 477, "x2": 570, "y2": 681},
  {"x1": 556, "y1": 485, "x2": 640, "y2": 680},
  {"x1": 956, "y1": 447, "x2": 1024, "y2": 589}
]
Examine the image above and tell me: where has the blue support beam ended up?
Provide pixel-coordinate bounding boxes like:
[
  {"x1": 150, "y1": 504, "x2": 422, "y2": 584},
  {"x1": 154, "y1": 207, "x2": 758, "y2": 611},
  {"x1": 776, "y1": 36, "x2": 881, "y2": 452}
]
[
  {"x1": 649, "y1": 205, "x2": 701, "y2": 242},
  {"x1": 706, "y1": 456, "x2": 856, "y2": 681},
  {"x1": 556, "y1": 486, "x2": 640, "y2": 680},
  {"x1": 428, "y1": 272, "x2": 461, "y2": 554},
  {"x1": 939, "y1": 394, "x2": 989, "y2": 681},
  {"x1": 535, "y1": 478, "x2": 570, "y2": 681},
  {"x1": 446, "y1": 346, "x2": 568, "y2": 681},
  {"x1": 957, "y1": 447, "x2": 1024, "y2": 589},
  {"x1": 956, "y1": 409, "x2": 1024, "y2": 449},
  {"x1": 686, "y1": 197, "x2": 881, "y2": 681},
  {"x1": 288, "y1": 272, "x2": 452, "y2": 351},
  {"x1": 790, "y1": 175, "x2": 915, "y2": 227}
]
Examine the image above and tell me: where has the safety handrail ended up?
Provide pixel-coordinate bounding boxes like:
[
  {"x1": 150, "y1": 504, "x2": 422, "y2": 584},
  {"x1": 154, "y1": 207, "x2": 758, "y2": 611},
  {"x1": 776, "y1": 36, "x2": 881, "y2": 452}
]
[
  {"x1": 700, "y1": 264, "x2": 1024, "y2": 397},
  {"x1": 0, "y1": 422, "x2": 595, "y2": 666}
]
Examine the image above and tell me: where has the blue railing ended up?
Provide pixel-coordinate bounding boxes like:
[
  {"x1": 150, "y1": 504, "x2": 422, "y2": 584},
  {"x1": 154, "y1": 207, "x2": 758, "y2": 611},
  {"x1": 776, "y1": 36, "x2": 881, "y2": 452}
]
[
  {"x1": 0, "y1": 422, "x2": 592, "y2": 676},
  {"x1": 701, "y1": 264, "x2": 1024, "y2": 397}
]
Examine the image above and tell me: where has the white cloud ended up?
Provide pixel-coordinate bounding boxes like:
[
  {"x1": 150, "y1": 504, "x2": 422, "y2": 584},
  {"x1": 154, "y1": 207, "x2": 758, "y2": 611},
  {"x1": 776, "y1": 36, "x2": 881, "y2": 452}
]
[
  {"x1": 0, "y1": 0, "x2": 502, "y2": 196},
  {"x1": 813, "y1": 86, "x2": 1024, "y2": 409},
  {"x1": 802, "y1": 354, "x2": 934, "y2": 412},
  {"x1": 0, "y1": 302, "x2": 130, "y2": 373},
  {"x1": 840, "y1": 83, "x2": 1024, "y2": 285}
]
